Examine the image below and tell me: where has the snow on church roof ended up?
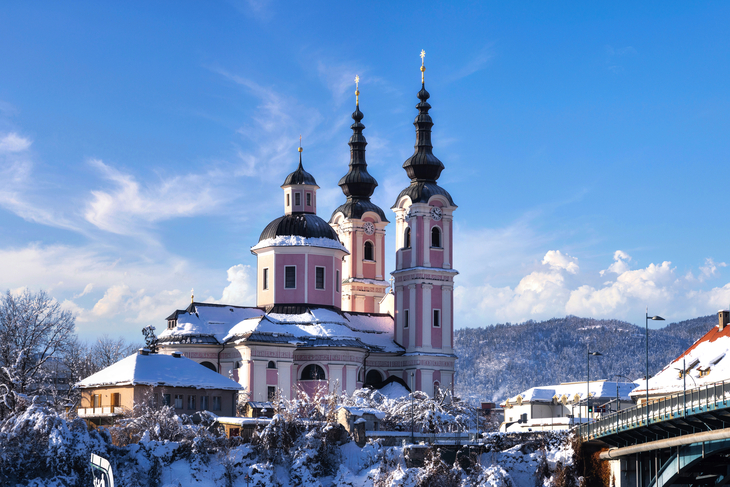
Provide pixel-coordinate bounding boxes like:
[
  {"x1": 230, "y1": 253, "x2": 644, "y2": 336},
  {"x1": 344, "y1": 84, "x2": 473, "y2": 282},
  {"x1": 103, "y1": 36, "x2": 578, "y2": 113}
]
[
  {"x1": 223, "y1": 308, "x2": 401, "y2": 353},
  {"x1": 504, "y1": 380, "x2": 638, "y2": 405},
  {"x1": 158, "y1": 304, "x2": 266, "y2": 341},
  {"x1": 631, "y1": 318, "x2": 730, "y2": 398},
  {"x1": 159, "y1": 302, "x2": 400, "y2": 353},
  {"x1": 77, "y1": 352, "x2": 243, "y2": 390},
  {"x1": 252, "y1": 235, "x2": 348, "y2": 253}
]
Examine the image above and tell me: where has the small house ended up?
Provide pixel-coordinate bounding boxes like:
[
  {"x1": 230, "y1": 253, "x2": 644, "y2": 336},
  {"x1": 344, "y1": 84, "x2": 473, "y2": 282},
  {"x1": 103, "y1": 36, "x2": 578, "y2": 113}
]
[
  {"x1": 243, "y1": 401, "x2": 275, "y2": 418},
  {"x1": 77, "y1": 349, "x2": 242, "y2": 426}
]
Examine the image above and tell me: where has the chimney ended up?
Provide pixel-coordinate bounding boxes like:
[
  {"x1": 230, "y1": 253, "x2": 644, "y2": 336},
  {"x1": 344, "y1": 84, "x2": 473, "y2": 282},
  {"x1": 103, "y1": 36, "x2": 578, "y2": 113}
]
[
  {"x1": 138, "y1": 348, "x2": 150, "y2": 356},
  {"x1": 719, "y1": 310, "x2": 729, "y2": 331},
  {"x1": 172, "y1": 351, "x2": 182, "y2": 358}
]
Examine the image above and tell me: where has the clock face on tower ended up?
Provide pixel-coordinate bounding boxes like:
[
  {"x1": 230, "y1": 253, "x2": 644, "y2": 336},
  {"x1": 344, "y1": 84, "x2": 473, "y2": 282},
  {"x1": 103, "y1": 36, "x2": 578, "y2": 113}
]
[
  {"x1": 430, "y1": 206, "x2": 443, "y2": 221},
  {"x1": 363, "y1": 222, "x2": 375, "y2": 235}
]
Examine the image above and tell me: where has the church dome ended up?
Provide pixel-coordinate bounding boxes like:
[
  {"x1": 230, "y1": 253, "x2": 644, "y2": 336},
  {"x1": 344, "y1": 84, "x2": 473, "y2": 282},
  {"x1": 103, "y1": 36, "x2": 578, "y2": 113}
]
[{"x1": 258, "y1": 213, "x2": 340, "y2": 242}]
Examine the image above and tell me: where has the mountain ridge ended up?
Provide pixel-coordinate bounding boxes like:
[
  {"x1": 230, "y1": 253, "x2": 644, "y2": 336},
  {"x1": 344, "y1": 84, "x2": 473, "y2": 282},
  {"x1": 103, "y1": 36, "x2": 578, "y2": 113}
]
[{"x1": 453, "y1": 314, "x2": 715, "y2": 404}]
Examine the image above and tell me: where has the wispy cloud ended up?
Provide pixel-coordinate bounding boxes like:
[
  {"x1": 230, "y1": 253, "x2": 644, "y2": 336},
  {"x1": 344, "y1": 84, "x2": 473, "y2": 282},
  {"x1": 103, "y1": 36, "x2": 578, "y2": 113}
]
[
  {"x1": 445, "y1": 44, "x2": 495, "y2": 84},
  {"x1": 214, "y1": 68, "x2": 323, "y2": 181},
  {"x1": 0, "y1": 132, "x2": 81, "y2": 232},
  {"x1": 84, "y1": 159, "x2": 229, "y2": 238}
]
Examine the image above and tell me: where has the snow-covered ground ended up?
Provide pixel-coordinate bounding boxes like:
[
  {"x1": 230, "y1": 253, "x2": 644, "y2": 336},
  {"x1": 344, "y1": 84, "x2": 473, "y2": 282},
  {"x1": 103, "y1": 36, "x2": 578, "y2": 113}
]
[{"x1": 0, "y1": 391, "x2": 578, "y2": 487}]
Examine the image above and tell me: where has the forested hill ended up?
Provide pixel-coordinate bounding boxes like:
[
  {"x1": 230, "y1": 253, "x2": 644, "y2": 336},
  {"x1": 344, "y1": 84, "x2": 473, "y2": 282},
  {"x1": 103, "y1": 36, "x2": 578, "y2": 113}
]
[{"x1": 454, "y1": 314, "x2": 715, "y2": 404}]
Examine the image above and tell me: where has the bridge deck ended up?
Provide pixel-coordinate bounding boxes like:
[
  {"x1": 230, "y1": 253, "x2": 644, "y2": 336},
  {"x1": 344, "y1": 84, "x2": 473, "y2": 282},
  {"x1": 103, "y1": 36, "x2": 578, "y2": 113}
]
[{"x1": 577, "y1": 380, "x2": 730, "y2": 446}]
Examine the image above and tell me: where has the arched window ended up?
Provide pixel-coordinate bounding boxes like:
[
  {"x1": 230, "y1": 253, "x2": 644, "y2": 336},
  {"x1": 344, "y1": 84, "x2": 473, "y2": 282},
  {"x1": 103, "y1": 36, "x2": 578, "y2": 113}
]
[
  {"x1": 267, "y1": 361, "x2": 277, "y2": 369},
  {"x1": 301, "y1": 364, "x2": 326, "y2": 381},
  {"x1": 365, "y1": 370, "x2": 384, "y2": 387},
  {"x1": 431, "y1": 227, "x2": 441, "y2": 248},
  {"x1": 200, "y1": 361, "x2": 217, "y2": 372},
  {"x1": 364, "y1": 241, "x2": 374, "y2": 261},
  {"x1": 404, "y1": 228, "x2": 411, "y2": 249}
]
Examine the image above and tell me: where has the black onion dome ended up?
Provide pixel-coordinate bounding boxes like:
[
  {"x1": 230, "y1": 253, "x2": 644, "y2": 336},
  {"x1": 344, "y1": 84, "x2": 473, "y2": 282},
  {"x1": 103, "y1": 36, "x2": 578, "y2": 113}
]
[
  {"x1": 338, "y1": 105, "x2": 379, "y2": 198},
  {"x1": 330, "y1": 199, "x2": 389, "y2": 223},
  {"x1": 282, "y1": 153, "x2": 318, "y2": 187},
  {"x1": 402, "y1": 84, "x2": 445, "y2": 182},
  {"x1": 259, "y1": 214, "x2": 340, "y2": 242},
  {"x1": 393, "y1": 181, "x2": 455, "y2": 208}
]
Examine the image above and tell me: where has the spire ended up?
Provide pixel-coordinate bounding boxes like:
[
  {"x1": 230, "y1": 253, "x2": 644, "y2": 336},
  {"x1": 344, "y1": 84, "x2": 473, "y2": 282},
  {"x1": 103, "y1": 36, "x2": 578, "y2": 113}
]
[
  {"x1": 402, "y1": 50, "x2": 445, "y2": 182},
  {"x1": 337, "y1": 76, "x2": 378, "y2": 200}
]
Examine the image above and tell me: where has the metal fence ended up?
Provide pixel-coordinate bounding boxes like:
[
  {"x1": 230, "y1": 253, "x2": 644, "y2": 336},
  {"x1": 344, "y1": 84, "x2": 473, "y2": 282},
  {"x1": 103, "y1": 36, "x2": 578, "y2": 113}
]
[{"x1": 575, "y1": 380, "x2": 730, "y2": 440}]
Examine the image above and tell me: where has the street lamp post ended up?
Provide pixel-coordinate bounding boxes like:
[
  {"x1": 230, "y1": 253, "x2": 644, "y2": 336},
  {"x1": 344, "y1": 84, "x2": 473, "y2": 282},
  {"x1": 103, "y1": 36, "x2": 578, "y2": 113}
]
[
  {"x1": 645, "y1": 309, "x2": 665, "y2": 425},
  {"x1": 613, "y1": 374, "x2": 632, "y2": 432},
  {"x1": 587, "y1": 345, "x2": 602, "y2": 437}
]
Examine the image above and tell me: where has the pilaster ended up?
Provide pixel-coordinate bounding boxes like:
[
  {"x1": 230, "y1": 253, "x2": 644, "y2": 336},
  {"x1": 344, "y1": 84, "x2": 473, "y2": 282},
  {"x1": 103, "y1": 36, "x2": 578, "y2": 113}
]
[{"x1": 422, "y1": 283, "x2": 433, "y2": 349}]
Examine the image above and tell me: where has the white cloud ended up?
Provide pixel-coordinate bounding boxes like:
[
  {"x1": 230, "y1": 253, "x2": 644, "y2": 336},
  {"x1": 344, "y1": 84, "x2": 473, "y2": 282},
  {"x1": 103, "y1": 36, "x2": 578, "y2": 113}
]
[
  {"x1": 0, "y1": 132, "x2": 31, "y2": 153},
  {"x1": 542, "y1": 250, "x2": 579, "y2": 274},
  {"x1": 74, "y1": 283, "x2": 94, "y2": 298},
  {"x1": 600, "y1": 250, "x2": 632, "y2": 276},
  {"x1": 699, "y1": 257, "x2": 727, "y2": 282},
  {"x1": 217, "y1": 264, "x2": 256, "y2": 305},
  {"x1": 84, "y1": 159, "x2": 226, "y2": 236},
  {"x1": 455, "y1": 245, "x2": 730, "y2": 327}
]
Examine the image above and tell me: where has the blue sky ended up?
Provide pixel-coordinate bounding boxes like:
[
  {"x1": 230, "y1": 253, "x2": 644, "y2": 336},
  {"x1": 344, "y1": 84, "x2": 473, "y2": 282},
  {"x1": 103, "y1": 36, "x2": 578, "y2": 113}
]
[{"x1": 1, "y1": 1, "x2": 729, "y2": 342}]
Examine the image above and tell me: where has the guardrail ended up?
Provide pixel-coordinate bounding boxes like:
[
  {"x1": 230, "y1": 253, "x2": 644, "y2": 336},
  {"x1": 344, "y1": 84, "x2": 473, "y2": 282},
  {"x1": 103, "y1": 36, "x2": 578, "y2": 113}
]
[{"x1": 576, "y1": 380, "x2": 730, "y2": 440}]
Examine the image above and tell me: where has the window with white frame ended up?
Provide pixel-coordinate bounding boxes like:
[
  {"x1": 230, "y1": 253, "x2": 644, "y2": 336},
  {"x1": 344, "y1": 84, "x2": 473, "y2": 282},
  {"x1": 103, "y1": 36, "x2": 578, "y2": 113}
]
[
  {"x1": 404, "y1": 309, "x2": 409, "y2": 328},
  {"x1": 295, "y1": 192, "x2": 301, "y2": 206},
  {"x1": 306, "y1": 193, "x2": 311, "y2": 206},
  {"x1": 315, "y1": 267, "x2": 325, "y2": 289},
  {"x1": 336, "y1": 270, "x2": 340, "y2": 292},
  {"x1": 285, "y1": 266, "x2": 296, "y2": 288},
  {"x1": 431, "y1": 226, "x2": 441, "y2": 248},
  {"x1": 262, "y1": 268, "x2": 269, "y2": 290},
  {"x1": 433, "y1": 309, "x2": 441, "y2": 327},
  {"x1": 364, "y1": 241, "x2": 374, "y2": 261}
]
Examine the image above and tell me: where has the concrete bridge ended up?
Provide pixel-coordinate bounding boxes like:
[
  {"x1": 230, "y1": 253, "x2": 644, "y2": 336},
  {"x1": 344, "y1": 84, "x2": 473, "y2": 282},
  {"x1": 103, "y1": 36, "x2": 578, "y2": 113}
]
[{"x1": 577, "y1": 380, "x2": 730, "y2": 487}]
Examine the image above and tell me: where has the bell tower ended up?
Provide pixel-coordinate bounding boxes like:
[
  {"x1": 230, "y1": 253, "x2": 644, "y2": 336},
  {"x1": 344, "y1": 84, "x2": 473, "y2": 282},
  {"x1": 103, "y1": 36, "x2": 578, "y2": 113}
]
[
  {"x1": 392, "y1": 52, "x2": 457, "y2": 397},
  {"x1": 330, "y1": 77, "x2": 389, "y2": 313}
]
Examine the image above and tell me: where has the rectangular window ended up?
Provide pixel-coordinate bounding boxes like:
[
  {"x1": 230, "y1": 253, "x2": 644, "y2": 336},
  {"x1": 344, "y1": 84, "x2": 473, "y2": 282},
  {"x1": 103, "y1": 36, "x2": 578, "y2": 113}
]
[
  {"x1": 93, "y1": 394, "x2": 101, "y2": 408},
  {"x1": 336, "y1": 270, "x2": 340, "y2": 292},
  {"x1": 315, "y1": 267, "x2": 325, "y2": 289},
  {"x1": 286, "y1": 194, "x2": 290, "y2": 206},
  {"x1": 200, "y1": 396, "x2": 209, "y2": 410},
  {"x1": 163, "y1": 394, "x2": 171, "y2": 406},
  {"x1": 111, "y1": 393, "x2": 121, "y2": 407},
  {"x1": 263, "y1": 268, "x2": 269, "y2": 290},
  {"x1": 174, "y1": 394, "x2": 183, "y2": 409},
  {"x1": 433, "y1": 309, "x2": 441, "y2": 327},
  {"x1": 306, "y1": 193, "x2": 311, "y2": 206},
  {"x1": 268, "y1": 386, "x2": 276, "y2": 401},
  {"x1": 188, "y1": 395, "x2": 196, "y2": 410},
  {"x1": 295, "y1": 192, "x2": 301, "y2": 206},
  {"x1": 213, "y1": 396, "x2": 222, "y2": 411},
  {"x1": 404, "y1": 309, "x2": 409, "y2": 328},
  {"x1": 285, "y1": 266, "x2": 296, "y2": 288}
]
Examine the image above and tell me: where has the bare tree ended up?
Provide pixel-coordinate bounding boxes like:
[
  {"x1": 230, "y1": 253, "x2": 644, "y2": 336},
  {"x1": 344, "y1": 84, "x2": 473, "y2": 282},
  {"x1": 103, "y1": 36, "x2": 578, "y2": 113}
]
[
  {"x1": 0, "y1": 289, "x2": 76, "y2": 415},
  {"x1": 90, "y1": 335, "x2": 140, "y2": 369}
]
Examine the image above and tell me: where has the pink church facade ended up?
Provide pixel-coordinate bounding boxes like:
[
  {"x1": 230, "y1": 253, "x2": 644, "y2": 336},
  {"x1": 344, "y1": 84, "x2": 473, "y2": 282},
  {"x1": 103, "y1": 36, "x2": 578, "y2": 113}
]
[{"x1": 158, "y1": 61, "x2": 457, "y2": 401}]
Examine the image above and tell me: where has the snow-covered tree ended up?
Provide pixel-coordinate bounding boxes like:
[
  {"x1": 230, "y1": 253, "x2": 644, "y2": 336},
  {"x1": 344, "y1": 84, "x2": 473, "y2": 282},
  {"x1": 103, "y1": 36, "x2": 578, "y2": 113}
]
[{"x1": 0, "y1": 289, "x2": 76, "y2": 416}]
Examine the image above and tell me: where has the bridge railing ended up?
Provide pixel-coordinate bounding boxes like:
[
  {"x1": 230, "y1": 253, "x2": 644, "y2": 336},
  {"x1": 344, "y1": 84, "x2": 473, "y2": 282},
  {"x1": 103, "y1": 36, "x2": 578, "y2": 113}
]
[{"x1": 576, "y1": 379, "x2": 730, "y2": 440}]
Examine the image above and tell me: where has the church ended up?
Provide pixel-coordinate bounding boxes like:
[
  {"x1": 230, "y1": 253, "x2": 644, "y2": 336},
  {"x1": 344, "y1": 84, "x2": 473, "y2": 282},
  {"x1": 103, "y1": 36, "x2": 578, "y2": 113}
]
[{"x1": 158, "y1": 54, "x2": 458, "y2": 402}]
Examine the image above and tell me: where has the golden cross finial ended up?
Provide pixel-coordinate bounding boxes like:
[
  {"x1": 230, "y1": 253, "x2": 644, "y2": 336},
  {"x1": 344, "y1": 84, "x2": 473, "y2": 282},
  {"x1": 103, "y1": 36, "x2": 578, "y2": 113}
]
[
  {"x1": 420, "y1": 49, "x2": 426, "y2": 84},
  {"x1": 298, "y1": 135, "x2": 302, "y2": 152},
  {"x1": 355, "y1": 75, "x2": 360, "y2": 106},
  {"x1": 190, "y1": 288, "x2": 194, "y2": 303}
]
